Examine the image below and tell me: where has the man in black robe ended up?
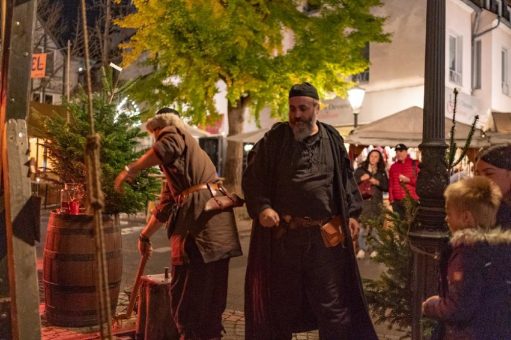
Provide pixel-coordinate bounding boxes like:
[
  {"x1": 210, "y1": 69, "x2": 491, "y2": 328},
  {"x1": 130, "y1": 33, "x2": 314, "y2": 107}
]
[{"x1": 242, "y1": 82, "x2": 377, "y2": 340}]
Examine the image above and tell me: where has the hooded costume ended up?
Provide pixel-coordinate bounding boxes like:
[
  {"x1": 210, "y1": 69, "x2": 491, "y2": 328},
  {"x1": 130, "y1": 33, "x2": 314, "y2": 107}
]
[
  {"x1": 145, "y1": 112, "x2": 242, "y2": 338},
  {"x1": 146, "y1": 112, "x2": 242, "y2": 264}
]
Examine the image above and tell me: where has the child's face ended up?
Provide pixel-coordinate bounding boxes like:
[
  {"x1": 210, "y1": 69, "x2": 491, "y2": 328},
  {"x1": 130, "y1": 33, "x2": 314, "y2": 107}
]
[{"x1": 445, "y1": 204, "x2": 474, "y2": 232}]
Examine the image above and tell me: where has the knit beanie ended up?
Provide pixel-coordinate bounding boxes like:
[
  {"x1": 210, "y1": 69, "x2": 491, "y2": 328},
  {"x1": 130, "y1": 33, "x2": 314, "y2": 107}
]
[{"x1": 478, "y1": 144, "x2": 511, "y2": 170}]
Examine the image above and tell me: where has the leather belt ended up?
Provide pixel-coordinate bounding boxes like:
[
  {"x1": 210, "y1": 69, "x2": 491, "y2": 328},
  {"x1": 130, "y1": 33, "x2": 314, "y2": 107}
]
[
  {"x1": 180, "y1": 182, "x2": 220, "y2": 197},
  {"x1": 281, "y1": 215, "x2": 332, "y2": 229},
  {"x1": 177, "y1": 182, "x2": 221, "y2": 204}
]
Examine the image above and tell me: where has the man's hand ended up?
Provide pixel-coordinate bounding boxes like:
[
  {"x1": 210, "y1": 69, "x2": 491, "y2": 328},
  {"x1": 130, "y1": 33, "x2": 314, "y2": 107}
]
[
  {"x1": 360, "y1": 174, "x2": 371, "y2": 181},
  {"x1": 422, "y1": 295, "x2": 439, "y2": 315},
  {"x1": 114, "y1": 170, "x2": 133, "y2": 193},
  {"x1": 399, "y1": 174, "x2": 410, "y2": 183},
  {"x1": 348, "y1": 218, "x2": 359, "y2": 238},
  {"x1": 258, "y1": 208, "x2": 280, "y2": 227},
  {"x1": 369, "y1": 177, "x2": 379, "y2": 185},
  {"x1": 138, "y1": 235, "x2": 153, "y2": 257}
]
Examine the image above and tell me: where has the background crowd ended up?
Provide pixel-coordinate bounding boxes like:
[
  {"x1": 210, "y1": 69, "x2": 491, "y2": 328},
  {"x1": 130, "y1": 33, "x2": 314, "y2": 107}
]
[{"x1": 353, "y1": 143, "x2": 420, "y2": 259}]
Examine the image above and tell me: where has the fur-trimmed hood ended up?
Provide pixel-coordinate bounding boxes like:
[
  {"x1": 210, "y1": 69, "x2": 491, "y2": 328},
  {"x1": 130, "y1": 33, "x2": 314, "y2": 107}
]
[
  {"x1": 145, "y1": 113, "x2": 187, "y2": 133},
  {"x1": 451, "y1": 227, "x2": 511, "y2": 247}
]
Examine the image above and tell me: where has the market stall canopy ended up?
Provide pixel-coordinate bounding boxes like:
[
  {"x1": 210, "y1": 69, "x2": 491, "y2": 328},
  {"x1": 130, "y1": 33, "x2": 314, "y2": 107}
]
[
  {"x1": 345, "y1": 106, "x2": 488, "y2": 148},
  {"x1": 486, "y1": 112, "x2": 511, "y2": 145},
  {"x1": 487, "y1": 111, "x2": 511, "y2": 133},
  {"x1": 488, "y1": 133, "x2": 511, "y2": 144}
]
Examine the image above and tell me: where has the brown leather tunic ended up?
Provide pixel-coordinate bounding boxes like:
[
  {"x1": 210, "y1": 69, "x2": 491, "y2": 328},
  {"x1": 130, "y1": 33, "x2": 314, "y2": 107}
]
[{"x1": 152, "y1": 125, "x2": 241, "y2": 264}]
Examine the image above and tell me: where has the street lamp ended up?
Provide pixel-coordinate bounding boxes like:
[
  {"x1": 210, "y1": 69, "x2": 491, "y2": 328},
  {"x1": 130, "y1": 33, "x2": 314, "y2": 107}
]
[
  {"x1": 409, "y1": 0, "x2": 449, "y2": 339},
  {"x1": 347, "y1": 86, "x2": 365, "y2": 128}
]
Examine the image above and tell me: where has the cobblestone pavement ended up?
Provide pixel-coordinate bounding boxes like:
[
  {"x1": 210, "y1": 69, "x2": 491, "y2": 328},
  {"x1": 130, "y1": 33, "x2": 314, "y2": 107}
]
[
  {"x1": 39, "y1": 209, "x2": 405, "y2": 339},
  {"x1": 40, "y1": 275, "x2": 402, "y2": 340},
  {"x1": 40, "y1": 293, "x2": 322, "y2": 339}
]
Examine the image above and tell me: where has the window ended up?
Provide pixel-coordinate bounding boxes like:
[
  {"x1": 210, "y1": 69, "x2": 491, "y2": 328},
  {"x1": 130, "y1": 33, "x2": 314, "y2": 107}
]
[
  {"x1": 473, "y1": 40, "x2": 481, "y2": 89},
  {"x1": 352, "y1": 44, "x2": 370, "y2": 83},
  {"x1": 44, "y1": 94, "x2": 53, "y2": 104},
  {"x1": 449, "y1": 34, "x2": 463, "y2": 85},
  {"x1": 502, "y1": 48, "x2": 509, "y2": 95},
  {"x1": 32, "y1": 93, "x2": 41, "y2": 102},
  {"x1": 497, "y1": 0, "x2": 503, "y2": 16},
  {"x1": 505, "y1": 5, "x2": 511, "y2": 21}
]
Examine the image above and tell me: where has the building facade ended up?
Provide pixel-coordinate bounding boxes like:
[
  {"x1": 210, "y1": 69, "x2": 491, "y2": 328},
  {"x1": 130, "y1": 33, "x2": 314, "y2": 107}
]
[{"x1": 355, "y1": 0, "x2": 511, "y2": 132}]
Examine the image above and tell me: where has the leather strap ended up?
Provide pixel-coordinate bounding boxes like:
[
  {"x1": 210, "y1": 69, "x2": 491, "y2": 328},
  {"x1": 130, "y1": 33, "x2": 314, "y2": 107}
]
[
  {"x1": 281, "y1": 215, "x2": 334, "y2": 229},
  {"x1": 176, "y1": 181, "x2": 221, "y2": 205},
  {"x1": 180, "y1": 182, "x2": 220, "y2": 197}
]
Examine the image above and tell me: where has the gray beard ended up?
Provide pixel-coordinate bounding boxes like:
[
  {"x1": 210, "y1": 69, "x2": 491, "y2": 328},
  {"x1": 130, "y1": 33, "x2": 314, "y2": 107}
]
[{"x1": 292, "y1": 122, "x2": 313, "y2": 141}]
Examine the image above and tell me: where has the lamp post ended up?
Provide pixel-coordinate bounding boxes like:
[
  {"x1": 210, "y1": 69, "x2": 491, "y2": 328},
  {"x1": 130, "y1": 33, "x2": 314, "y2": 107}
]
[
  {"x1": 347, "y1": 86, "x2": 365, "y2": 128},
  {"x1": 409, "y1": 0, "x2": 449, "y2": 339}
]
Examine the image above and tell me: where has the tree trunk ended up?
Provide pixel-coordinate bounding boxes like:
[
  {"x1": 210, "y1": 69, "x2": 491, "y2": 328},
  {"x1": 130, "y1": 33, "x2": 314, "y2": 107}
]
[{"x1": 223, "y1": 96, "x2": 248, "y2": 194}]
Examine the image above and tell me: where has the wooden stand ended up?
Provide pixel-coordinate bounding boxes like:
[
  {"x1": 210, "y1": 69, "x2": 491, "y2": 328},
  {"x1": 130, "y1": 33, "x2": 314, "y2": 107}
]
[{"x1": 136, "y1": 273, "x2": 179, "y2": 340}]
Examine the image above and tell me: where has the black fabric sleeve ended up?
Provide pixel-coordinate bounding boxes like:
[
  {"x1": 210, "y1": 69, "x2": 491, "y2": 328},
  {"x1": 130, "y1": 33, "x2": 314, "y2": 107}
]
[
  {"x1": 242, "y1": 134, "x2": 273, "y2": 220},
  {"x1": 347, "y1": 175, "x2": 363, "y2": 219},
  {"x1": 354, "y1": 167, "x2": 365, "y2": 184},
  {"x1": 342, "y1": 146, "x2": 362, "y2": 219},
  {"x1": 376, "y1": 170, "x2": 389, "y2": 192}
]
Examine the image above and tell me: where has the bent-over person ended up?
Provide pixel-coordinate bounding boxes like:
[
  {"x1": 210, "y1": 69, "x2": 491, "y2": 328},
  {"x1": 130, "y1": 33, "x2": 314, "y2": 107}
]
[{"x1": 114, "y1": 107, "x2": 242, "y2": 340}]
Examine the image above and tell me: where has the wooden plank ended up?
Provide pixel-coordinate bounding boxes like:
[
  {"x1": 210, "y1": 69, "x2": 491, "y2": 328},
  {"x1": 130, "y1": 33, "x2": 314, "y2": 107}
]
[
  {"x1": 0, "y1": 0, "x2": 13, "y2": 335},
  {"x1": 1, "y1": 0, "x2": 41, "y2": 339},
  {"x1": 3, "y1": 121, "x2": 40, "y2": 340}
]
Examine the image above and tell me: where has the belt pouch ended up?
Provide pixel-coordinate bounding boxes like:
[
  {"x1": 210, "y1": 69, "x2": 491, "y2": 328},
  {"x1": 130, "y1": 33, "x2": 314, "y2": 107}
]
[{"x1": 320, "y1": 216, "x2": 343, "y2": 248}]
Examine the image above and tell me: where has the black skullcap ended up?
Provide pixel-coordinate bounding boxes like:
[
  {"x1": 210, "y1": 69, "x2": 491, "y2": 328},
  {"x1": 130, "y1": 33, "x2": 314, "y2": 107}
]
[
  {"x1": 478, "y1": 144, "x2": 511, "y2": 170},
  {"x1": 156, "y1": 107, "x2": 180, "y2": 117},
  {"x1": 394, "y1": 143, "x2": 408, "y2": 151},
  {"x1": 289, "y1": 82, "x2": 319, "y2": 100}
]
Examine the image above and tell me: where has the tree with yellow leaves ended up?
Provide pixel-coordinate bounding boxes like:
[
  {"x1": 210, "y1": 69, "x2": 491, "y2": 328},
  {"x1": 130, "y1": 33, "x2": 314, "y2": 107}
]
[{"x1": 115, "y1": 0, "x2": 389, "y2": 191}]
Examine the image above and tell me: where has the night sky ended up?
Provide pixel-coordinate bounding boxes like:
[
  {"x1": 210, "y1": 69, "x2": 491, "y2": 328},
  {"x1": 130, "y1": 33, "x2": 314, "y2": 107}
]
[
  {"x1": 51, "y1": 0, "x2": 130, "y2": 45},
  {"x1": 51, "y1": 0, "x2": 98, "y2": 44}
]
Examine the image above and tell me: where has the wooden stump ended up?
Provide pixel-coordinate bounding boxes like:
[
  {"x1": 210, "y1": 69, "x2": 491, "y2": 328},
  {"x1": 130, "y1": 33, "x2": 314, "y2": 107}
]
[{"x1": 136, "y1": 273, "x2": 179, "y2": 340}]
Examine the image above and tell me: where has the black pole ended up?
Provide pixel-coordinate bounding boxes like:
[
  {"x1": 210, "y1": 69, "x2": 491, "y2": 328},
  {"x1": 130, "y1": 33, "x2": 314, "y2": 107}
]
[
  {"x1": 353, "y1": 112, "x2": 358, "y2": 128},
  {"x1": 409, "y1": 0, "x2": 450, "y2": 339}
]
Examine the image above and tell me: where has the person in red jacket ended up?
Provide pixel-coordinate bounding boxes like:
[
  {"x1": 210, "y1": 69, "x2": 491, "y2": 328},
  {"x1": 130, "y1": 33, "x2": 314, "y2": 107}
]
[{"x1": 388, "y1": 143, "x2": 419, "y2": 218}]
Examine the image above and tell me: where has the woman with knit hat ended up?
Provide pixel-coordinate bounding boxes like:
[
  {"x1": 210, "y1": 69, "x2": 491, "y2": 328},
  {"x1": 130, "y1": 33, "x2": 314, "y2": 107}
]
[{"x1": 475, "y1": 143, "x2": 511, "y2": 230}]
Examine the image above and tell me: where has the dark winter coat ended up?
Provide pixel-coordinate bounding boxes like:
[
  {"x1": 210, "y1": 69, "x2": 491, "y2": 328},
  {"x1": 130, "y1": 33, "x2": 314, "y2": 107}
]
[
  {"x1": 423, "y1": 227, "x2": 511, "y2": 340},
  {"x1": 150, "y1": 114, "x2": 242, "y2": 264},
  {"x1": 242, "y1": 122, "x2": 376, "y2": 339},
  {"x1": 354, "y1": 165, "x2": 388, "y2": 223},
  {"x1": 497, "y1": 201, "x2": 511, "y2": 230},
  {"x1": 388, "y1": 156, "x2": 419, "y2": 202}
]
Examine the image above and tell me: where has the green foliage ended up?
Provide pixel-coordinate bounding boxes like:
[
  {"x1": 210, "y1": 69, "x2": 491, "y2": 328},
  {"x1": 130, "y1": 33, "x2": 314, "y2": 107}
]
[
  {"x1": 116, "y1": 0, "x2": 390, "y2": 123},
  {"x1": 446, "y1": 87, "x2": 479, "y2": 173},
  {"x1": 363, "y1": 196, "x2": 418, "y2": 338},
  {"x1": 44, "y1": 72, "x2": 160, "y2": 215}
]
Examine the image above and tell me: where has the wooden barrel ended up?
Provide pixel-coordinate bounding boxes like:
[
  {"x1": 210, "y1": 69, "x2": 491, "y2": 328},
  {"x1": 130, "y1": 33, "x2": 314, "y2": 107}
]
[{"x1": 43, "y1": 211, "x2": 123, "y2": 327}]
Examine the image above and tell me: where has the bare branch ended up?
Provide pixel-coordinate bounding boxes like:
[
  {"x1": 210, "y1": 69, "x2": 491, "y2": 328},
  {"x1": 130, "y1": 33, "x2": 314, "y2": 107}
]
[{"x1": 36, "y1": 0, "x2": 65, "y2": 43}]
